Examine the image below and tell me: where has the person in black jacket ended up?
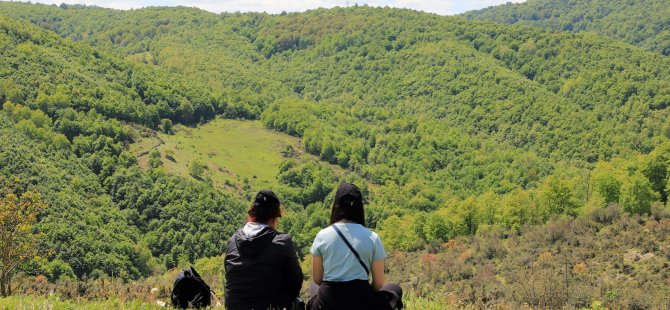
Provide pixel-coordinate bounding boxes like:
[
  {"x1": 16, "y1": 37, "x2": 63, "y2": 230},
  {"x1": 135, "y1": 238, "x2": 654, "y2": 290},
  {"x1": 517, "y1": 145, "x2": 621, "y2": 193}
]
[{"x1": 225, "y1": 190, "x2": 303, "y2": 310}]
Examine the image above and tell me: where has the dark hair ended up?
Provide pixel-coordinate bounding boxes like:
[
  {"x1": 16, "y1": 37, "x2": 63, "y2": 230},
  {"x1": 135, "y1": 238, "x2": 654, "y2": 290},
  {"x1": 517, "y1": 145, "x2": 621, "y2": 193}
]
[
  {"x1": 248, "y1": 190, "x2": 281, "y2": 223},
  {"x1": 330, "y1": 183, "x2": 365, "y2": 226}
]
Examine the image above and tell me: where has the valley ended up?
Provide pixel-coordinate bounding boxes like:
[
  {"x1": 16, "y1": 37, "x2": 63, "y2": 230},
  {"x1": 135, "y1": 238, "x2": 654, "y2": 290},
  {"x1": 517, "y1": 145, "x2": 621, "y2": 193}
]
[{"x1": 0, "y1": 0, "x2": 669, "y2": 308}]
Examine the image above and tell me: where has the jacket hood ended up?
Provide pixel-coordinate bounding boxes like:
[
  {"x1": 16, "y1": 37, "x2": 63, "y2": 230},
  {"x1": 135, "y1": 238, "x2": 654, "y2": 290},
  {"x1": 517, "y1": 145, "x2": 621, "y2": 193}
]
[{"x1": 234, "y1": 222, "x2": 276, "y2": 257}]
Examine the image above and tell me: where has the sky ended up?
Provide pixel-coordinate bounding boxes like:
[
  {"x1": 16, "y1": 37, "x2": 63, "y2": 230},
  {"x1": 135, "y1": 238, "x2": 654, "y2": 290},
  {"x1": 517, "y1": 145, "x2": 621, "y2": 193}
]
[{"x1": 20, "y1": 0, "x2": 528, "y2": 16}]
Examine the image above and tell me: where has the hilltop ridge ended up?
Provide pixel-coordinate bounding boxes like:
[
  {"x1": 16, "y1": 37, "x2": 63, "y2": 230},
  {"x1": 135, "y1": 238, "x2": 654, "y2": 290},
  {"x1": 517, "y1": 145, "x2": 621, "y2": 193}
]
[{"x1": 464, "y1": 0, "x2": 670, "y2": 56}]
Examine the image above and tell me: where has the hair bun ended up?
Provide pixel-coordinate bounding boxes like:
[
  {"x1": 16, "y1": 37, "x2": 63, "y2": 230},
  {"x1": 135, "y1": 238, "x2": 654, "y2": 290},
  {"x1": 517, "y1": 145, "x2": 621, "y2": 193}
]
[{"x1": 248, "y1": 190, "x2": 281, "y2": 222}]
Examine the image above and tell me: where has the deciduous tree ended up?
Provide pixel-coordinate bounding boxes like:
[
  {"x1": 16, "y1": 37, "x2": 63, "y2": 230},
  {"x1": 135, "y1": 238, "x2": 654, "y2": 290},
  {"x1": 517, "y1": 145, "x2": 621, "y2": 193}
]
[{"x1": 0, "y1": 182, "x2": 46, "y2": 296}]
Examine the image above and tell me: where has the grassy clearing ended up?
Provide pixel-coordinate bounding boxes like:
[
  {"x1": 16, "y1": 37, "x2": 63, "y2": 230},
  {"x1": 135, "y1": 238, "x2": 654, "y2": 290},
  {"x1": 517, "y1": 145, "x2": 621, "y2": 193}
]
[{"x1": 130, "y1": 119, "x2": 305, "y2": 191}]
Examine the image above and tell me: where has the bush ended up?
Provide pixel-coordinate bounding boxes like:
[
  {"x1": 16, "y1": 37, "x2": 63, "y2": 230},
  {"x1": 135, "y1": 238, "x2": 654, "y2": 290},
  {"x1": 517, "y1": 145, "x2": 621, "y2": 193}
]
[
  {"x1": 592, "y1": 203, "x2": 622, "y2": 224},
  {"x1": 45, "y1": 260, "x2": 75, "y2": 282}
]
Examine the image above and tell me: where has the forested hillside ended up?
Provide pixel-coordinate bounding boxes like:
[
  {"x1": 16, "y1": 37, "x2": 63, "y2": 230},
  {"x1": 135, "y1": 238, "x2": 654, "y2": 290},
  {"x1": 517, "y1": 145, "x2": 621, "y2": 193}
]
[
  {"x1": 0, "y1": 2, "x2": 292, "y2": 119},
  {"x1": 0, "y1": 16, "x2": 247, "y2": 279},
  {"x1": 0, "y1": 1, "x2": 669, "y2": 308},
  {"x1": 4, "y1": 3, "x2": 668, "y2": 198},
  {"x1": 464, "y1": 0, "x2": 670, "y2": 56}
]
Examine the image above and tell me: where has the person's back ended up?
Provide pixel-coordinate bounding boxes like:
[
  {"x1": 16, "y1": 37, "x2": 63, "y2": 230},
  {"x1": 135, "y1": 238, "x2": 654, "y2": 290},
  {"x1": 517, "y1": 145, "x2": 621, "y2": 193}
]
[
  {"x1": 310, "y1": 223, "x2": 386, "y2": 309},
  {"x1": 224, "y1": 190, "x2": 303, "y2": 310},
  {"x1": 312, "y1": 223, "x2": 384, "y2": 283},
  {"x1": 309, "y1": 183, "x2": 403, "y2": 310}
]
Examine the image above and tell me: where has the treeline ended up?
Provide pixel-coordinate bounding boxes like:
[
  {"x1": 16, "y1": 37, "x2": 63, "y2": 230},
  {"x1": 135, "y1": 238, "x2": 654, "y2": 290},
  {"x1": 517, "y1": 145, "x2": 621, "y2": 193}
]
[
  {"x1": 463, "y1": 0, "x2": 670, "y2": 56},
  {"x1": 378, "y1": 142, "x2": 670, "y2": 251},
  {"x1": 268, "y1": 140, "x2": 670, "y2": 253}
]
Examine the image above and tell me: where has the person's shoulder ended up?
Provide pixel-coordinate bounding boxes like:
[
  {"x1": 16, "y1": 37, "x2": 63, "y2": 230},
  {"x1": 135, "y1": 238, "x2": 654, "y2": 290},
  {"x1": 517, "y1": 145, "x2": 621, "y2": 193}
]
[
  {"x1": 350, "y1": 224, "x2": 375, "y2": 234},
  {"x1": 225, "y1": 229, "x2": 243, "y2": 256},
  {"x1": 370, "y1": 230, "x2": 382, "y2": 243},
  {"x1": 269, "y1": 231, "x2": 295, "y2": 249},
  {"x1": 272, "y1": 230, "x2": 292, "y2": 243},
  {"x1": 316, "y1": 225, "x2": 334, "y2": 237},
  {"x1": 354, "y1": 225, "x2": 380, "y2": 241},
  {"x1": 227, "y1": 228, "x2": 242, "y2": 244}
]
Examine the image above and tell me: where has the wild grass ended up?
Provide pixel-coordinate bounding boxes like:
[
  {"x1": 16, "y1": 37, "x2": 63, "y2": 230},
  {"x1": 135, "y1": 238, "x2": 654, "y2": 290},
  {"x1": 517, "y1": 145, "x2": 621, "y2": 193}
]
[
  {"x1": 0, "y1": 294, "x2": 449, "y2": 310},
  {"x1": 0, "y1": 295, "x2": 162, "y2": 309}
]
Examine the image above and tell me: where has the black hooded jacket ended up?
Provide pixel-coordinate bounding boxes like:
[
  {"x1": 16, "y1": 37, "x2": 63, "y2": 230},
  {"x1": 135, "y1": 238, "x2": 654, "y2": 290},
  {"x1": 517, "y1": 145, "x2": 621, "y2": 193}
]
[{"x1": 224, "y1": 224, "x2": 303, "y2": 310}]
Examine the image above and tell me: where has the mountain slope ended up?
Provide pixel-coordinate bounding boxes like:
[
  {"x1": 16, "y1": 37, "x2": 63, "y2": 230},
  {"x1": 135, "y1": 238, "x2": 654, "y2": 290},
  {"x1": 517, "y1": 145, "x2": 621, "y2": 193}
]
[
  {"x1": 256, "y1": 8, "x2": 670, "y2": 198},
  {"x1": 1, "y1": 2, "x2": 670, "y2": 284},
  {"x1": 0, "y1": 16, "x2": 221, "y2": 127},
  {"x1": 0, "y1": 111, "x2": 150, "y2": 279},
  {"x1": 3, "y1": 3, "x2": 669, "y2": 206},
  {"x1": 0, "y1": 2, "x2": 293, "y2": 118},
  {"x1": 0, "y1": 16, "x2": 248, "y2": 278},
  {"x1": 463, "y1": 0, "x2": 670, "y2": 56}
]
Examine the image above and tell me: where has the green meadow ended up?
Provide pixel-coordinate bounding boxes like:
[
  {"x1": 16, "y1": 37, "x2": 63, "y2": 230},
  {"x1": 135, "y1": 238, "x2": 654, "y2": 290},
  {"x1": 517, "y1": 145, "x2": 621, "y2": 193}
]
[{"x1": 131, "y1": 119, "x2": 305, "y2": 191}]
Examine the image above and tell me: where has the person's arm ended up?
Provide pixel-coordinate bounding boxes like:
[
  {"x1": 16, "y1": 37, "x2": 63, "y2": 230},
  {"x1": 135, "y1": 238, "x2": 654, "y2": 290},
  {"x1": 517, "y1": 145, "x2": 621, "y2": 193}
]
[
  {"x1": 371, "y1": 232, "x2": 387, "y2": 291},
  {"x1": 278, "y1": 235, "x2": 303, "y2": 298},
  {"x1": 371, "y1": 259, "x2": 385, "y2": 291},
  {"x1": 312, "y1": 255, "x2": 324, "y2": 285}
]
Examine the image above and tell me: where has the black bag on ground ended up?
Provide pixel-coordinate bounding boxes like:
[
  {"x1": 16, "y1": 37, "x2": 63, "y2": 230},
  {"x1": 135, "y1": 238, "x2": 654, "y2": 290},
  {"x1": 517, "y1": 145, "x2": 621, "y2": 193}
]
[{"x1": 171, "y1": 266, "x2": 212, "y2": 309}]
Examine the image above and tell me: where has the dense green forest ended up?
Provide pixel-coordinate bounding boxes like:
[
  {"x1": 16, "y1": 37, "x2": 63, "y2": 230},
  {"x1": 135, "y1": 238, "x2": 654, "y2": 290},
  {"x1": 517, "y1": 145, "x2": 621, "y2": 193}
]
[
  {"x1": 0, "y1": 1, "x2": 669, "y2": 308},
  {"x1": 464, "y1": 0, "x2": 670, "y2": 56},
  {"x1": 0, "y1": 16, "x2": 247, "y2": 279}
]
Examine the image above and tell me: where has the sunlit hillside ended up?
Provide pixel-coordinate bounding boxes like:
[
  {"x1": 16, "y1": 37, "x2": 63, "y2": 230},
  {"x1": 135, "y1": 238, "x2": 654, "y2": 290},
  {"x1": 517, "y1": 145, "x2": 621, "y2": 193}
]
[
  {"x1": 0, "y1": 0, "x2": 669, "y2": 308},
  {"x1": 130, "y1": 119, "x2": 313, "y2": 191}
]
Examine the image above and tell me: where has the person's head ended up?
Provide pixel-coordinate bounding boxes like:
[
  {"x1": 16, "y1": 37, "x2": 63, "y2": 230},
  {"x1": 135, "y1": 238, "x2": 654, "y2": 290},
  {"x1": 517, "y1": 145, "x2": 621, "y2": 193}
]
[
  {"x1": 248, "y1": 190, "x2": 281, "y2": 227},
  {"x1": 330, "y1": 183, "x2": 365, "y2": 226}
]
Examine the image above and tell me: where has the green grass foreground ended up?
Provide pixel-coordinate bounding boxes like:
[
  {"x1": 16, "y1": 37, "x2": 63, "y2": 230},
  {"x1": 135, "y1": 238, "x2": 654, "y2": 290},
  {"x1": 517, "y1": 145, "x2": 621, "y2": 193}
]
[
  {"x1": 0, "y1": 295, "x2": 161, "y2": 310},
  {"x1": 0, "y1": 295, "x2": 448, "y2": 310}
]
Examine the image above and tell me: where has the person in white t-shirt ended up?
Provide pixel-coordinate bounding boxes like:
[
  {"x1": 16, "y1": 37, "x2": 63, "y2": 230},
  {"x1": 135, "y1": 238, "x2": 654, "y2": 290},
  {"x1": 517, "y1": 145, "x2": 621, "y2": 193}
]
[{"x1": 308, "y1": 183, "x2": 403, "y2": 310}]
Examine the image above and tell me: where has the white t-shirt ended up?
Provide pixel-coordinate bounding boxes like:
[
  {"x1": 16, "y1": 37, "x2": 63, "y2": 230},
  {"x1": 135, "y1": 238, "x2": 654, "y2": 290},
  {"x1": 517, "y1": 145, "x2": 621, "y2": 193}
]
[{"x1": 310, "y1": 223, "x2": 387, "y2": 282}]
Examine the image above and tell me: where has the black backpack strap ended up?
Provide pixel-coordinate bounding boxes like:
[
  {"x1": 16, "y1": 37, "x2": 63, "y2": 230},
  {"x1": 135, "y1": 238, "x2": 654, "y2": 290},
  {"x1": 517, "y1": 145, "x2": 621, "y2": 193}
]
[{"x1": 332, "y1": 224, "x2": 369, "y2": 276}]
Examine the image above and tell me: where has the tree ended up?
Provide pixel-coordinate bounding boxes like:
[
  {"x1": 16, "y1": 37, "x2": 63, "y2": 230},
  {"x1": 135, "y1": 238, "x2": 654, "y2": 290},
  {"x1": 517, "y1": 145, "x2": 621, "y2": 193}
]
[
  {"x1": 148, "y1": 149, "x2": 163, "y2": 169},
  {"x1": 641, "y1": 143, "x2": 670, "y2": 202},
  {"x1": 160, "y1": 118, "x2": 173, "y2": 134},
  {"x1": 178, "y1": 99, "x2": 195, "y2": 123},
  {"x1": 542, "y1": 178, "x2": 579, "y2": 217},
  {"x1": 620, "y1": 173, "x2": 658, "y2": 215},
  {"x1": 0, "y1": 183, "x2": 47, "y2": 296},
  {"x1": 189, "y1": 159, "x2": 205, "y2": 179},
  {"x1": 592, "y1": 163, "x2": 623, "y2": 205},
  {"x1": 423, "y1": 215, "x2": 449, "y2": 243}
]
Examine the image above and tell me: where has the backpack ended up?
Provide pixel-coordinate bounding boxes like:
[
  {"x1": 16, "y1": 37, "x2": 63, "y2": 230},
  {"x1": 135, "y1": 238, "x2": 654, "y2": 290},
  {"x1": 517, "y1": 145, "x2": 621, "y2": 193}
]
[{"x1": 171, "y1": 266, "x2": 212, "y2": 309}]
